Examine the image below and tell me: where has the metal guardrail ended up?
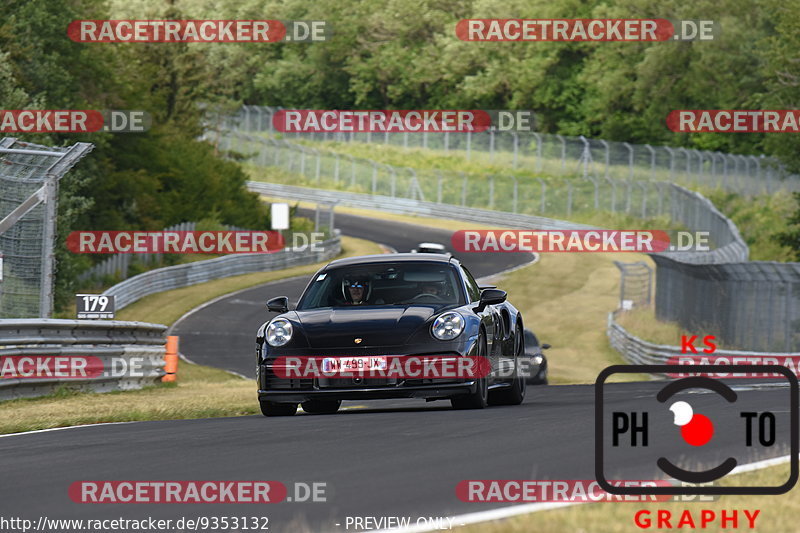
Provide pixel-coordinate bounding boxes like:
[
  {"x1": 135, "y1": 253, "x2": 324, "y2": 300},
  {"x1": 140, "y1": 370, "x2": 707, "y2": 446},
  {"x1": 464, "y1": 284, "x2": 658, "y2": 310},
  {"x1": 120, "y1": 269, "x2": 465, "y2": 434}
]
[
  {"x1": 607, "y1": 312, "x2": 800, "y2": 373},
  {"x1": 0, "y1": 319, "x2": 167, "y2": 400},
  {"x1": 104, "y1": 236, "x2": 341, "y2": 310},
  {"x1": 248, "y1": 182, "x2": 593, "y2": 231}
]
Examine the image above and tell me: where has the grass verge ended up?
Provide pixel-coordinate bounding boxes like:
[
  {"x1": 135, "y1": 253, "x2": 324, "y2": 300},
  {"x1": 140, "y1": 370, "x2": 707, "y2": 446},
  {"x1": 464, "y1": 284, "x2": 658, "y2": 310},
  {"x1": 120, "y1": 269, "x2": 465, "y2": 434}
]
[
  {"x1": 455, "y1": 463, "x2": 797, "y2": 532},
  {"x1": 613, "y1": 306, "x2": 750, "y2": 351},
  {"x1": 613, "y1": 308, "x2": 687, "y2": 347},
  {"x1": 0, "y1": 236, "x2": 383, "y2": 435}
]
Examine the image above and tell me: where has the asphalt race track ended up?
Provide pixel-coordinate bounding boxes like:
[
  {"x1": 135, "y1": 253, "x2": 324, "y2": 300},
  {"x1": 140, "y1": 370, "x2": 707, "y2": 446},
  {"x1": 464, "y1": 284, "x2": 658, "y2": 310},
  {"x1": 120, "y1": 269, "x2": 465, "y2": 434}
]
[
  {"x1": 0, "y1": 384, "x2": 793, "y2": 532},
  {"x1": 1, "y1": 212, "x2": 794, "y2": 532}
]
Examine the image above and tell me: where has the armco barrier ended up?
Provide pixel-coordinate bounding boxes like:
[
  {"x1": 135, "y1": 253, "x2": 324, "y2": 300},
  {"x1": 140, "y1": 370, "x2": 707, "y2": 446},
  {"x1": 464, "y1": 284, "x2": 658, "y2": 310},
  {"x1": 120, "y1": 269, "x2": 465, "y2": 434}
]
[
  {"x1": 104, "y1": 235, "x2": 341, "y2": 310},
  {"x1": 607, "y1": 311, "x2": 800, "y2": 374},
  {"x1": 0, "y1": 319, "x2": 167, "y2": 400},
  {"x1": 248, "y1": 182, "x2": 593, "y2": 231}
]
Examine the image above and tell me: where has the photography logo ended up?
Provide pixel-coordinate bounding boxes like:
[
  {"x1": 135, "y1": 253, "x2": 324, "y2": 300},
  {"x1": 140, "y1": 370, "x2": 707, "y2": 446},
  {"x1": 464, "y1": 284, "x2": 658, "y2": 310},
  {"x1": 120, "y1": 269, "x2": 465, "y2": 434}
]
[{"x1": 595, "y1": 365, "x2": 798, "y2": 495}]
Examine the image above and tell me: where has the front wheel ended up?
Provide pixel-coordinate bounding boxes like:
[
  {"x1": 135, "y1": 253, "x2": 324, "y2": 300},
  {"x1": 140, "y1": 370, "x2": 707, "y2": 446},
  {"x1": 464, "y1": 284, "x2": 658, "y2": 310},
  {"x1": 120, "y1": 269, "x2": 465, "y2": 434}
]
[
  {"x1": 259, "y1": 400, "x2": 297, "y2": 417},
  {"x1": 451, "y1": 331, "x2": 489, "y2": 410}
]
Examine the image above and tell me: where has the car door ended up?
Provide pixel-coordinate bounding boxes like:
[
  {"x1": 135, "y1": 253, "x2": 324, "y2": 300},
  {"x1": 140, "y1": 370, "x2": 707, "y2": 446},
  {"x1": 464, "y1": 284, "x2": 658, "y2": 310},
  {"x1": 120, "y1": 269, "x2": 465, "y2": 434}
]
[{"x1": 460, "y1": 266, "x2": 501, "y2": 380}]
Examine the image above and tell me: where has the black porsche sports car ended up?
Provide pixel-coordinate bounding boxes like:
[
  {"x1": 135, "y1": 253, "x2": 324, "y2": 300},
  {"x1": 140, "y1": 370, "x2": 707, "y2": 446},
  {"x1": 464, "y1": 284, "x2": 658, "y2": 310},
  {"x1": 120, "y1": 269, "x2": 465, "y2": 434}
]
[{"x1": 255, "y1": 253, "x2": 543, "y2": 416}]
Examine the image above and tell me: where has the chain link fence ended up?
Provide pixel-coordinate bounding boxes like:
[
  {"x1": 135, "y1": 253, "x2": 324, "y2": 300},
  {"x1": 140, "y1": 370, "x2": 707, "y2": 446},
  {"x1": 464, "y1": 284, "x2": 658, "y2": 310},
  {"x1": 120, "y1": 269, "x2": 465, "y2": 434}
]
[
  {"x1": 0, "y1": 138, "x2": 93, "y2": 318},
  {"x1": 223, "y1": 106, "x2": 800, "y2": 197},
  {"x1": 212, "y1": 131, "x2": 674, "y2": 224},
  {"x1": 652, "y1": 256, "x2": 800, "y2": 352},
  {"x1": 614, "y1": 261, "x2": 653, "y2": 310}
]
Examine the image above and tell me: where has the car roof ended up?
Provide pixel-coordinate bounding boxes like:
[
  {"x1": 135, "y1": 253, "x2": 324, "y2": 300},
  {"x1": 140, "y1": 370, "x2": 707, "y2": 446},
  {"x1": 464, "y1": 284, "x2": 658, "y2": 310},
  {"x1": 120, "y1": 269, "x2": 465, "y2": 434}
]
[{"x1": 326, "y1": 253, "x2": 458, "y2": 268}]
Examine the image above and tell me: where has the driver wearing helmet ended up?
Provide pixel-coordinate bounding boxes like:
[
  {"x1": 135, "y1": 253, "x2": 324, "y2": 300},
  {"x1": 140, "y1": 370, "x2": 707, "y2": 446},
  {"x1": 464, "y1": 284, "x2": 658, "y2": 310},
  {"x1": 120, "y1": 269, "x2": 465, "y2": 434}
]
[
  {"x1": 418, "y1": 280, "x2": 446, "y2": 298},
  {"x1": 342, "y1": 275, "x2": 371, "y2": 305}
]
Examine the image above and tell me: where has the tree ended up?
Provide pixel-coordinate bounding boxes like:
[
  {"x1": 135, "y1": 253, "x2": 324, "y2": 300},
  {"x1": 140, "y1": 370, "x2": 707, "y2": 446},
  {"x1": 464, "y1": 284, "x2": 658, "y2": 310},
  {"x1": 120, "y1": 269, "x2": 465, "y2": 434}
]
[{"x1": 776, "y1": 193, "x2": 800, "y2": 260}]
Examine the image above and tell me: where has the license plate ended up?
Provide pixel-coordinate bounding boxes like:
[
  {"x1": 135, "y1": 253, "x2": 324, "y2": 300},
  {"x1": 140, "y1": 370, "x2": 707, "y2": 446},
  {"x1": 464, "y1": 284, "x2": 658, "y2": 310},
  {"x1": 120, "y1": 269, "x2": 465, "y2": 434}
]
[{"x1": 321, "y1": 356, "x2": 388, "y2": 373}]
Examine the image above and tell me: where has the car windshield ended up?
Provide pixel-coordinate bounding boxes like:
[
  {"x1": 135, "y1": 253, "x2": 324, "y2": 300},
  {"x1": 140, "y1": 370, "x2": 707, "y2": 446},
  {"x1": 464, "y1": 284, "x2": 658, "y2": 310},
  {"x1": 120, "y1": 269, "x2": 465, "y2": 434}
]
[{"x1": 297, "y1": 262, "x2": 465, "y2": 309}]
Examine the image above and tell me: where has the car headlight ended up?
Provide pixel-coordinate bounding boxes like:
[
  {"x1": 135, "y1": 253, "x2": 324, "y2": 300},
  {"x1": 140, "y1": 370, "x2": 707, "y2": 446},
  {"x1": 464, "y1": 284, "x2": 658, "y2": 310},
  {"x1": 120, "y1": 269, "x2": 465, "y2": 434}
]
[
  {"x1": 266, "y1": 318, "x2": 293, "y2": 347},
  {"x1": 432, "y1": 312, "x2": 464, "y2": 340}
]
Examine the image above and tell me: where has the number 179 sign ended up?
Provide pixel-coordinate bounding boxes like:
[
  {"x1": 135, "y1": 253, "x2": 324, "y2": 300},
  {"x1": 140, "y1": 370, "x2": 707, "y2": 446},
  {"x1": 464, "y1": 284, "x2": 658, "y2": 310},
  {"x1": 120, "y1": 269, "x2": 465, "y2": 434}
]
[{"x1": 76, "y1": 294, "x2": 115, "y2": 319}]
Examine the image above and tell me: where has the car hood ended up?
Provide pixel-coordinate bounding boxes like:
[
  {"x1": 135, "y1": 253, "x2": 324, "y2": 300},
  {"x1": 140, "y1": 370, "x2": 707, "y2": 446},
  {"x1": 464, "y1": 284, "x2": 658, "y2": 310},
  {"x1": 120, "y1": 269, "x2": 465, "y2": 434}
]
[{"x1": 294, "y1": 306, "x2": 438, "y2": 348}]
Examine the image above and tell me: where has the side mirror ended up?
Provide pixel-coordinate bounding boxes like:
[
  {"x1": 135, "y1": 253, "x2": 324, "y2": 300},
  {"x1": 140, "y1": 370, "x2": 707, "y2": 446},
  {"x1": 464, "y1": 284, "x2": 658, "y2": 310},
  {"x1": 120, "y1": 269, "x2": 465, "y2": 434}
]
[
  {"x1": 476, "y1": 288, "x2": 506, "y2": 311},
  {"x1": 267, "y1": 296, "x2": 289, "y2": 313},
  {"x1": 541, "y1": 343, "x2": 551, "y2": 350}
]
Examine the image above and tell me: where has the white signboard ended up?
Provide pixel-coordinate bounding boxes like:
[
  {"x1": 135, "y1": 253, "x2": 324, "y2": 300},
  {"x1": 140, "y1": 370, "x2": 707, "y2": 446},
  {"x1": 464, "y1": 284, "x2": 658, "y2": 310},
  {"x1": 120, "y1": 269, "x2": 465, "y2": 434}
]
[{"x1": 271, "y1": 203, "x2": 290, "y2": 230}]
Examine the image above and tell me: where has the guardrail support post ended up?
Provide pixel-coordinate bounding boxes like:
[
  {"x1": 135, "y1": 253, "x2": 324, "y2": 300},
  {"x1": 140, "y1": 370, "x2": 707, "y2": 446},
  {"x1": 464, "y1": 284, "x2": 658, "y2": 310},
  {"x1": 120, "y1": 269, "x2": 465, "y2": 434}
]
[
  {"x1": 512, "y1": 132, "x2": 519, "y2": 168},
  {"x1": 556, "y1": 134, "x2": 566, "y2": 174},
  {"x1": 623, "y1": 142, "x2": 634, "y2": 181},
  {"x1": 533, "y1": 132, "x2": 543, "y2": 173}
]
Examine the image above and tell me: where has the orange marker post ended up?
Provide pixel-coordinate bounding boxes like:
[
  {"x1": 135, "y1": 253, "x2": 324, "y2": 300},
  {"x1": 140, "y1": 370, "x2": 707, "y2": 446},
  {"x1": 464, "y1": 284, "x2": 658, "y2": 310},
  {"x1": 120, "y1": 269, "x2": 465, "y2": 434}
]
[{"x1": 163, "y1": 335, "x2": 179, "y2": 382}]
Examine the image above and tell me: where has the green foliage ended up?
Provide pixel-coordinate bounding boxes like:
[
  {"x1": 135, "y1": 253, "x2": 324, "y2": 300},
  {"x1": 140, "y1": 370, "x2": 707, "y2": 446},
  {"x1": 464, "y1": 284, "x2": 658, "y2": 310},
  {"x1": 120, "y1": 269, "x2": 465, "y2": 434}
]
[
  {"x1": 704, "y1": 188, "x2": 797, "y2": 262},
  {"x1": 775, "y1": 192, "x2": 800, "y2": 260}
]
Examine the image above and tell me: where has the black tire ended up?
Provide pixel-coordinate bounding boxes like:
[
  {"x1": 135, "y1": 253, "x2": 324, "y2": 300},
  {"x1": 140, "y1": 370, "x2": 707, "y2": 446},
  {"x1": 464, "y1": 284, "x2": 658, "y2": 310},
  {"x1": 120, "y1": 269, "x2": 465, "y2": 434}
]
[
  {"x1": 489, "y1": 324, "x2": 527, "y2": 406},
  {"x1": 259, "y1": 400, "x2": 297, "y2": 417},
  {"x1": 301, "y1": 399, "x2": 342, "y2": 414},
  {"x1": 451, "y1": 331, "x2": 489, "y2": 410}
]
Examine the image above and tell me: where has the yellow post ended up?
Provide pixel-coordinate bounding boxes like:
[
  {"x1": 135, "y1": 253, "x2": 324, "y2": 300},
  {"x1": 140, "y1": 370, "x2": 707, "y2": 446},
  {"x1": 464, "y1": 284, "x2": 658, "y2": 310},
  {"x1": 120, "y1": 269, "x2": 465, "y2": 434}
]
[{"x1": 163, "y1": 335, "x2": 179, "y2": 382}]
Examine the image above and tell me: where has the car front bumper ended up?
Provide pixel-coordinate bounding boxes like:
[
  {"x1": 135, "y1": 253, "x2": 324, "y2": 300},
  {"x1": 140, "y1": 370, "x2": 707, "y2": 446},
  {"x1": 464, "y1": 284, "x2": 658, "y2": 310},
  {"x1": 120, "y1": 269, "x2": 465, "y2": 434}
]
[{"x1": 257, "y1": 380, "x2": 477, "y2": 403}]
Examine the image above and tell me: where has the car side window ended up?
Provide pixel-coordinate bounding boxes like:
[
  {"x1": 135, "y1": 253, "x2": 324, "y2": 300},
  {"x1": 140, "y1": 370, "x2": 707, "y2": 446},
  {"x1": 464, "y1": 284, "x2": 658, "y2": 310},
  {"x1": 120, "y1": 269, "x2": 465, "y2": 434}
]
[{"x1": 461, "y1": 266, "x2": 481, "y2": 302}]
